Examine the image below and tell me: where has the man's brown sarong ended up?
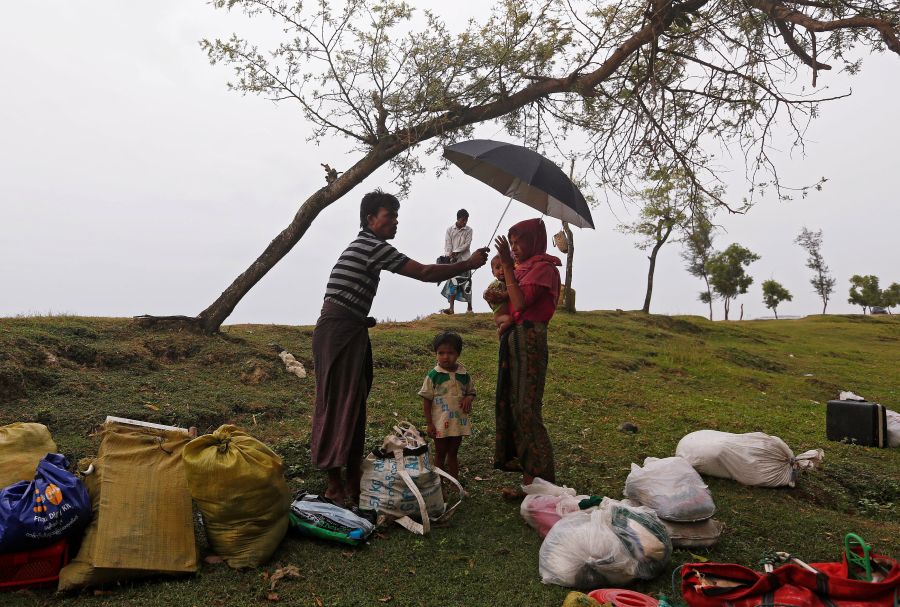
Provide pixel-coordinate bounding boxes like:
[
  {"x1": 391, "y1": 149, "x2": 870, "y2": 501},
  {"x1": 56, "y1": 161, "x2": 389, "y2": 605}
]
[{"x1": 310, "y1": 301, "x2": 374, "y2": 470}]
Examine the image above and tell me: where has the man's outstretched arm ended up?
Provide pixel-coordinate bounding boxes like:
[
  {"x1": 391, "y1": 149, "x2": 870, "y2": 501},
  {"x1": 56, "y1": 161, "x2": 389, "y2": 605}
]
[{"x1": 397, "y1": 247, "x2": 489, "y2": 282}]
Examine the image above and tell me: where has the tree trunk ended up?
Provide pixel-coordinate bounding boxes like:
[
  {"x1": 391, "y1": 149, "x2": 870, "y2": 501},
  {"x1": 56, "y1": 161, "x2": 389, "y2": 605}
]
[
  {"x1": 642, "y1": 245, "x2": 660, "y2": 313},
  {"x1": 562, "y1": 221, "x2": 575, "y2": 312},
  {"x1": 641, "y1": 224, "x2": 674, "y2": 313},
  {"x1": 723, "y1": 298, "x2": 730, "y2": 321},
  {"x1": 739, "y1": 303, "x2": 744, "y2": 321},
  {"x1": 774, "y1": 307, "x2": 779, "y2": 320},
  {"x1": 822, "y1": 298, "x2": 828, "y2": 314},
  {"x1": 196, "y1": 147, "x2": 402, "y2": 332},
  {"x1": 704, "y1": 276, "x2": 713, "y2": 321}
]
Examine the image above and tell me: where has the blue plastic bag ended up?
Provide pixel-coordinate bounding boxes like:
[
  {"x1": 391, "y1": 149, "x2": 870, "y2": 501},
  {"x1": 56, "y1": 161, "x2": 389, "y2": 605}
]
[{"x1": 0, "y1": 453, "x2": 91, "y2": 552}]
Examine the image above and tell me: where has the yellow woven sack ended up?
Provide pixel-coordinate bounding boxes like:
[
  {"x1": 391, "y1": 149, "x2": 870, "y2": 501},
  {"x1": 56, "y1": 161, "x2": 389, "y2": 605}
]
[
  {"x1": 0, "y1": 422, "x2": 57, "y2": 488},
  {"x1": 58, "y1": 423, "x2": 197, "y2": 591},
  {"x1": 562, "y1": 591, "x2": 604, "y2": 607},
  {"x1": 182, "y1": 425, "x2": 290, "y2": 569}
]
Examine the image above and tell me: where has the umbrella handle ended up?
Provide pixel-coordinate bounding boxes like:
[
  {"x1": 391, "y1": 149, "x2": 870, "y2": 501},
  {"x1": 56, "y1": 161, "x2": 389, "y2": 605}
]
[{"x1": 487, "y1": 197, "x2": 514, "y2": 246}]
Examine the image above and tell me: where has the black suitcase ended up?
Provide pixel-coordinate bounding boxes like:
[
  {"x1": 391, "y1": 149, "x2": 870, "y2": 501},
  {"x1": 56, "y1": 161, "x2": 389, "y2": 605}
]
[{"x1": 826, "y1": 399, "x2": 888, "y2": 447}]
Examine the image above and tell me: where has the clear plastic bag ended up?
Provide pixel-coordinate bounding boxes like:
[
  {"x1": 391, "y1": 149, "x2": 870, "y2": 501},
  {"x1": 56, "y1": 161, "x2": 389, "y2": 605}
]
[
  {"x1": 539, "y1": 498, "x2": 672, "y2": 589},
  {"x1": 623, "y1": 456, "x2": 716, "y2": 522},
  {"x1": 521, "y1": 478, "x2": 589, "y2": 538}
]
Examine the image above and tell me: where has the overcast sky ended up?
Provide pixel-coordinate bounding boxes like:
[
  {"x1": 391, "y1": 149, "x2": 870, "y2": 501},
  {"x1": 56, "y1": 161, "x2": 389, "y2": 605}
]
[{"x1": 2, "y1": 2, "x2": 897, "y2": 326}]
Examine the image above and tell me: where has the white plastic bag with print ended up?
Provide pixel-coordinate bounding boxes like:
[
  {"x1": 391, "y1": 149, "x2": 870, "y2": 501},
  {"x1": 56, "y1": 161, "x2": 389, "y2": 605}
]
[
  {"x1": 623, "y1": 456, "x2": 716, "y2": 522},
  {"x1": 538, "y1": 498, "x2": 672, "y2": 589},
  {"x1": 521, "y1": 478, "x2": 590, "y2": 538},
  {"x1": 358, "y1": 422, "x2": 462, "y2": 535},
  {"x1": 675, "y1": 430, "x2": 823, "y2": 488}
]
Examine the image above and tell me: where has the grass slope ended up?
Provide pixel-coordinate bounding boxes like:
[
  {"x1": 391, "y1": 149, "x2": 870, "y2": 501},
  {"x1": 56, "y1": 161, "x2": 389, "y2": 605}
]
[{"x1": 1, "y1": 312, "x2": 898, "y2": 606}]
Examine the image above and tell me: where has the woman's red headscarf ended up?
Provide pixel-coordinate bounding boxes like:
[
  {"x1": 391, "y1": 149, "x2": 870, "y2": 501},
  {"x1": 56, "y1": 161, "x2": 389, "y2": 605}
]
[{"x1": 508, "y1": 218, "x2": 562, "y2": 304}]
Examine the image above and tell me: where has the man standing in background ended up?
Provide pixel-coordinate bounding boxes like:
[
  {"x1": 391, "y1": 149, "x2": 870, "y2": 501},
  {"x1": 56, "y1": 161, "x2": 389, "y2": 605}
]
[{"x1": 440, "y1": 209, "x2": 474, "y2": 314}]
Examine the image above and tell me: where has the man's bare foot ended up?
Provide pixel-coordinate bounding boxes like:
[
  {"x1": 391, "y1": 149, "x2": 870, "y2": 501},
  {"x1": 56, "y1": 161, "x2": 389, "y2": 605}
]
[{"x1": 324, "y1": 488, "x2": 347, "y2": 504}]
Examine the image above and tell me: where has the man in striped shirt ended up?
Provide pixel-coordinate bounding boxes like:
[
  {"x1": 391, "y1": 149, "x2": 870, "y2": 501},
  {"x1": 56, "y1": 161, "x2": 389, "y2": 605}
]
[{"x1": 312, "y1": 189, "x2": 488, "y2": 504}]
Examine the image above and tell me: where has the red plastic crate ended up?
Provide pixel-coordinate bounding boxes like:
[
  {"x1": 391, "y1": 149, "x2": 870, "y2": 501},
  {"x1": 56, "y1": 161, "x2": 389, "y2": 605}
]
[{"x1": 0, "y1": 540, "x2": 69, "y2": 590}]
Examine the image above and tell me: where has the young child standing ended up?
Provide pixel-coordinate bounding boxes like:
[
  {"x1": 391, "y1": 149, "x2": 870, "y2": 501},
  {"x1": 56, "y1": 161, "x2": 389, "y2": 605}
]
[
  {"x1": 483, "y1": 255, "x2": 513, "y2": 336},
  {"x1": 418, "y1": 331, "x2": 475, "y2": 480}
]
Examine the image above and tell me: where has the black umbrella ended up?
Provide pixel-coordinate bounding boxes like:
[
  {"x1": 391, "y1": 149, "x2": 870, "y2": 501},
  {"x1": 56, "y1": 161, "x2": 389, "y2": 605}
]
[{"x1": 443, "y1": 139, "x2": 595, "y2": 230}]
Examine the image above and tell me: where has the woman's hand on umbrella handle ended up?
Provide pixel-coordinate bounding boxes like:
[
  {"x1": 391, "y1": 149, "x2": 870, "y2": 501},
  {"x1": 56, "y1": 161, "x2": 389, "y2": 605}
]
[{"x1": 495, "y1": 236, "x2": 514, "y2": 267}]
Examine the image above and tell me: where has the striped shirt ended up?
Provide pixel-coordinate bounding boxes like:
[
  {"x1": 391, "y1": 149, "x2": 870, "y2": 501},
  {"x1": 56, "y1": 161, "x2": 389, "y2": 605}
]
[{"x1": 324, "y1": 229, "x2": 409, "y2": 318}]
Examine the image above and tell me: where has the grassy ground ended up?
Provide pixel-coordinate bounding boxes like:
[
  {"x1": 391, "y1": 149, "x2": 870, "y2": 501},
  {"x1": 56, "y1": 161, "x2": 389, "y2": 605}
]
[{"x1": 1, "y1": 312, "x2": 898, "y2": 606}]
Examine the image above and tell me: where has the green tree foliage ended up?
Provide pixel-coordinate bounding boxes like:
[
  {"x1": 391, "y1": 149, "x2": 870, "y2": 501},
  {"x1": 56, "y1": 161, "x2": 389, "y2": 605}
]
[
  {"x1": 883, "y1": 283, "x2": 900, "y2": 314},
  {"x1": 847, "y1": 274, "x2": 882, "y2": 313},
  {"x1": 761, "y1": 279, "x2": 793, "y2": 319},
  {"x1": 795, "y1": 227, "x2": 836, "y2": 314},
  {"x1": 169, "y1": 0, "x2": 900, "y2": 332},
  {"x1": 681, "y1": 213, "x2": 716, "y2": 320},
  {"x1": 847, "y1": 275, "x2": 898, "y2": 314},
  {"x1": 706, "y1": 244, "x2": 760, "y2": 320},
  {"x1": 619, "y1": 168, "x2": 713, "y2": 313}
]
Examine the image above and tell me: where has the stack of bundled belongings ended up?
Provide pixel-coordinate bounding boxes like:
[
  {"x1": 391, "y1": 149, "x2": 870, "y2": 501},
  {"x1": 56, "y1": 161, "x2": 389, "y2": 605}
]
[
  {"x1": 0, "y1": 423, "x2": 91, "y2": 590},
  {"x1": 623, "y1": 456, "x2": 723, "y2": 549}
]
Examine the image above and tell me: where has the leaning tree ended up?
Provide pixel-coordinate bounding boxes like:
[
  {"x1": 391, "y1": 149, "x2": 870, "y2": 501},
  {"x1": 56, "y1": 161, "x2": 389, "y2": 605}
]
[
  {"x1": 618, "y1": 168, "x2": 721, "y2": 313},
  {"x1": 137, "y1": 0, "x2": 900, "y2": 332}
]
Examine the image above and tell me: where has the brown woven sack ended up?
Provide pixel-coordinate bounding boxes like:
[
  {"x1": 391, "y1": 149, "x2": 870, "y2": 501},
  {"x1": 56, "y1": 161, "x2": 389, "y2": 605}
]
[
  {"x1": 182, "y1": 425, "x2": 289, "y2": 569},
  {"x1": 58, "y1": 422, "x2": 197, "y2": 590},
  {"x1": 0, "y1": 422, "x2": 57, "y2": 488}
]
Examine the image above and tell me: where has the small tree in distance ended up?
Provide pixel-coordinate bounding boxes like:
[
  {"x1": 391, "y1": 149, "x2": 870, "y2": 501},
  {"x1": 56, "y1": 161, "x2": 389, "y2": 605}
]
[
  {"x1": 883, "y1": 283, "x2": 900, "y2": 314},
  {"x1": 848, "y1": 275, "x2": 888, "y2": 314},
  {"x1": 761, "y1": 280, "x2": 793, "y2": 320},
  {"x1": 847, "y1": 275, "x2": 882, "y2": 313},
  {"x1": 682, "y1": 213, "x2": 716, "y2": 321},
  {"x1": 706, "y1": 244, "x2": 760, "y2": 320},
  {"x1": 795, "y1": 228, "x2": 836, "y2": 314},
  {"x1": 619, "y1": 168, "x2": 706, "y2": 313}
]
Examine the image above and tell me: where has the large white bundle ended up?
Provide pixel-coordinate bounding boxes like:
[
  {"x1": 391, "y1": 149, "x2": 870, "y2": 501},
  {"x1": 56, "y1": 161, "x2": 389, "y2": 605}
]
[
  {"x1": 539, "y1": 498, "x2": 671, "y2": 589},
  {"x1": 676, "y1": 430, "x2": 823, "y2": 488},
  {"x1": 623, "y1": 456, "x2": 716, "y2": 522}
]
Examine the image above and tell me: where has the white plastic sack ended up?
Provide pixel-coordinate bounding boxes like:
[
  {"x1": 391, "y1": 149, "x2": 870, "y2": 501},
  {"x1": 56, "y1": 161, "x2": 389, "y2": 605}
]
[
  {"x1": 623, "y1": 456, "x2": 716, "y2": 522},
  {"x1": 539, "y1": 498, "x2": 671, "y2": 589},
  {"x1": 675, "y1": 430, "x2": 823, "y2": 488},
  {"x1": 521, "y1": 478, "x2": 589, "y2": 538},
  {"x1": 887, "y1": 410, "x2": 900, "y2": 448}
]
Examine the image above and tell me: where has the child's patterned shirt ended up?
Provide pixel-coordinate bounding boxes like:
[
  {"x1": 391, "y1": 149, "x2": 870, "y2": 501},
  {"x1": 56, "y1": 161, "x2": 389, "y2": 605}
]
[{"x1": 418, "y1": 363, "x2": 476, "y2": 438}]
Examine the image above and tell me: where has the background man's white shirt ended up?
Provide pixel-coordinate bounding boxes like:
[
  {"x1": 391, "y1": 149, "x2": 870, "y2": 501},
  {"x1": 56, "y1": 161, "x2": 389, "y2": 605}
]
[{"x1": 444, "y1": 225, "x2": 473, "y2": 261}]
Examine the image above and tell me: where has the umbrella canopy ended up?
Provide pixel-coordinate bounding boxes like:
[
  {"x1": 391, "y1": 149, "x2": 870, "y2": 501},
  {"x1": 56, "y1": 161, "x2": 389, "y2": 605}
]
[{"x1": 443, "y1": 139, "x2": 595, "y2": 229}]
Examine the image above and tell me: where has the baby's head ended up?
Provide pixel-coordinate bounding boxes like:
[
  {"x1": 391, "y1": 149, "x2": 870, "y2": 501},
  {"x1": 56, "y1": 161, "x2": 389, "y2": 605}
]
[
  {"x1": 431, "y1": 331, "x2": 463, "y2": 370},
  {"x1": 490, "y1": 255, "x2": 505, "y2": 281}
]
